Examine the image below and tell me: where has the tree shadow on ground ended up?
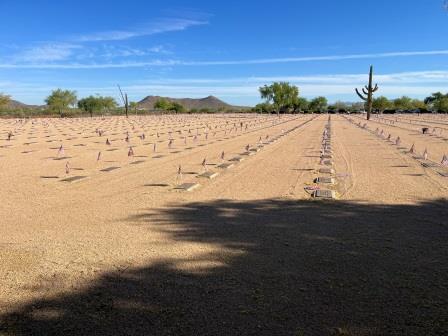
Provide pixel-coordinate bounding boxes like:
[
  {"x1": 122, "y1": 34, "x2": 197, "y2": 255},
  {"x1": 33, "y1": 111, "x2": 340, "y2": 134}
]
[{"x1": 1, "y1": 199, "x2": 448, "y2": 336}]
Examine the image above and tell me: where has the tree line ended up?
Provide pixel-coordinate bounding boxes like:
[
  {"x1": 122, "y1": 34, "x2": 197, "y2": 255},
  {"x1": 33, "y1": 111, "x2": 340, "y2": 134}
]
[
  {"x1": 0, "y1": 90, "x2": 232, "y2": 117},
  {"x1": 254, "y1": 82, "x2": 448, "y2": 113},
  {"x1": 1, "y1": 85, "x2": 448, "y2": 117}
]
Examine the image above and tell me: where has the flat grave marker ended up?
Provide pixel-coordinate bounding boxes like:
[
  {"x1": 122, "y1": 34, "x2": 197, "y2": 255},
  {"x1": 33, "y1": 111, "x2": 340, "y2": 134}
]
[
  {"x1": 315, "y1": 176, "x2": 335, "y2": 184},
  {"x1": 319, "y1": 168, "x2": 335, "y2": 174},
  {"x1": 197, "y1": 171, "x2": 219, "y2": 179},
  {"x1": 217, "y1": 163, "x2": 235, "y2": 169},
  {"x1": 175, "y1": 182, "x2": 200, "y2": 192},
  {"x1": 421, "y1": 162, "x2": 438, "y2": 168}
]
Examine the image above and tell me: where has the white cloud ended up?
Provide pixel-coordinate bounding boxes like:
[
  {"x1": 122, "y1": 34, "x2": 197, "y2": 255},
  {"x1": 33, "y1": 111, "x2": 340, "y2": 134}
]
[
  {"x1": 76, "y1": 18, "x2": 207, "y2": 42},
  {"x1": 16, "y1": 43, "x2": 82, "y2": 62},
  {"x1": 3, "y1": 49, "x2": 448, "y2": 69}
]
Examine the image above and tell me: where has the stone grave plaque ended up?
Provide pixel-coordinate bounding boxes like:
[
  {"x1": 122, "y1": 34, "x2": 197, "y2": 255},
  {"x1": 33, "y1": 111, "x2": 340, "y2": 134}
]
[
  {"x1": 217, "y1": 163, "x2": 234, "y2": 169},
  {"x1": 313, "y1": 189, "x2": 336, "y2": 199},
  {"x1": 229, "y1": 156, "x2": 244, "y2": 162},
  {"x1": 175, "y1": 183, "x2": 200, "y2": 191},
  {"x1": 421, "y1": 162, "x2": 438, "y2": 168},
  {"x1": 130, "y1": 160, "x2": 145, "y2": 165},
  {"x1": 319, "y1": 168, "x2": 335, "y2": 174},
  {"x1": 197, "y1": 171, "x2": 219, "y2": 179},
  {"x1": 315, "y1": 176, "x2": 335, "y2": 184}
]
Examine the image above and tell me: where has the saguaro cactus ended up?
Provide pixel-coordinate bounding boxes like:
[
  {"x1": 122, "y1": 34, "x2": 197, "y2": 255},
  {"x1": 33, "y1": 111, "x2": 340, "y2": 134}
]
[{"x1": 355, "y1": 65, "x2": 379, "y2": 120}]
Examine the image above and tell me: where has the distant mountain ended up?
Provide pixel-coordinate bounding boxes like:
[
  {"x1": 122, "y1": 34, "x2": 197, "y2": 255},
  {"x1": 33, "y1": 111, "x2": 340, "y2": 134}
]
[
  {"x1": 4, "y1": 99, "x2": 40, "y2": 109},
  {"x1": 137, "y1": 95, "x2": 243, "y2": 111}
]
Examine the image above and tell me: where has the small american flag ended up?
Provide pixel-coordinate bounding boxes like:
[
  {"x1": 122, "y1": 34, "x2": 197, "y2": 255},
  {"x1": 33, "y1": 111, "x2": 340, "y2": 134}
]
[
  {"x1": 97, "y1": 151, "x2": 101, "y2": 162},
  {"x1": 58, "y1": 145, "x2": 64, "y2": 156},
  {"x1": 409, "y1": 143, "x2": 415, "y2": 154},
  {"x1": 65, "y1": 161, "x2": 70, "y2": 174},
  {"x1": 423, "y1": 148, "x2": 428, "y2": 161},
  {"x1": 128, "y1": 147, "x2": 134, "y2": 157},
  {"x1": 442, "y1": 155, "x2": 448, "y2": 167},
  {"x1": 106, "y1": 138, "x2": 111, "y2": 145}
]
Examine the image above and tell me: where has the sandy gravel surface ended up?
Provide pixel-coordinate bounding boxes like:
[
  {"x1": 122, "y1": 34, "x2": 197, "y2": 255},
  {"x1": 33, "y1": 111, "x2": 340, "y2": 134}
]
[{"x1": 0, "y1": 114, "x2": 447, "y2": 336}]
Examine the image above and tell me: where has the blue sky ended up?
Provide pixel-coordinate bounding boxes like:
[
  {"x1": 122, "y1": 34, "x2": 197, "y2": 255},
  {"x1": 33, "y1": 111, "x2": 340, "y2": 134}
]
[{"x1": 1, "y1": 0, "x2": 448, "y2": 106}]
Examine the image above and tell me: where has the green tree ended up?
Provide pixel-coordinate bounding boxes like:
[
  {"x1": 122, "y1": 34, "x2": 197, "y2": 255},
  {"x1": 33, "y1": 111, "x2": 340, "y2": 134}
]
[
  {"x1": 253, "y1": 102, "x2": 273, "y2": 113},
  {"x1": 0, "y1": 93, "x2": 11, "y2": 109},
  {"x1": 78, "y1": 96, "x2": 102, "y2": 117},
  {"x1": 99, "y1": 96, "x2": 118, "y2": 113},
  {"x1": 129, "y1": 101, "x2": 138, "y2": 114},
  {"x1": 259, "y1": 82, "x2": 299, "y2": 114},
  {"x1": 433, "y1": 97, "x2": 448, "y2": 112},
  {"x1": 393, "y1": 96, "x2": 413, "y2": 110},
  {"x1": 292, "y1": 97, "x2": 309, "y2": 112},
  {"x1": 424, "y1": 92, "x2": 448, "y2": 111},
  {"x1": 45, "y1": 89, "x2": 77, "y2": 117},
  {"x1": 309, "y1": 96, "x2": 328, "y2": 113},
  {"x1": 154, "y1": 98, "x2": 171, "y2": 111},
  {"x1": 168, "y1": 102, "x2": 185, "y2": 113},
  {"x1": 411, "y1": 99, "x2": 427, "y2": 110},
  {"x1": 372, "y1": 96, "x2": 392, "y2": 113},
  {"x1": 424, "y1": 92, "x2": 446, "y2": 105}
]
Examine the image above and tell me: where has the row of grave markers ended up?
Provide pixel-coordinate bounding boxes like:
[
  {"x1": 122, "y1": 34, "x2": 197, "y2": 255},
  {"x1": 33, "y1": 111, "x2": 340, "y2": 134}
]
[
  {"x1": 371, "y1": 115, "x2": 447, "y2": 139},
  {"x1": 305, "y1": 116, "x2": 337, "y2": 199},
  {"x1": 175, "y1": 116, "x2": 318, "y2": 191},
  {"x1": 345, "y1": 117, "x2": 448, "y2": 178}
]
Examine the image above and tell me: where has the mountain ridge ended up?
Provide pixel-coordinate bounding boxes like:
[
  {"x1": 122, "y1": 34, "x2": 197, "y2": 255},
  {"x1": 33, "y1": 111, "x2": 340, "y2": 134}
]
[{"x1": 137, "y1": 95, "x2": 245, "y2": 111}]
